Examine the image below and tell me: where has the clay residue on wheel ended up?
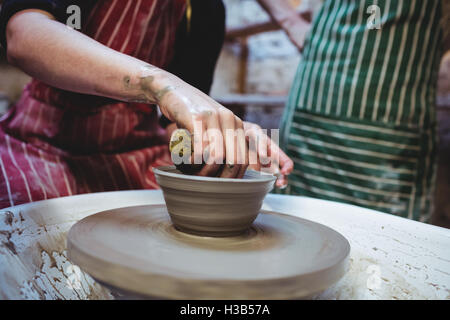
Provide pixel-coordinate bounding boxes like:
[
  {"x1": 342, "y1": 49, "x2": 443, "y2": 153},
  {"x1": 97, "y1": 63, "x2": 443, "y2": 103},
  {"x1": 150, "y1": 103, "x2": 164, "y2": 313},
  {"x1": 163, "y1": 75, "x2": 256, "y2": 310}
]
[{"x1": 158, "y1": 219, "x2": 283, "y2": 252}]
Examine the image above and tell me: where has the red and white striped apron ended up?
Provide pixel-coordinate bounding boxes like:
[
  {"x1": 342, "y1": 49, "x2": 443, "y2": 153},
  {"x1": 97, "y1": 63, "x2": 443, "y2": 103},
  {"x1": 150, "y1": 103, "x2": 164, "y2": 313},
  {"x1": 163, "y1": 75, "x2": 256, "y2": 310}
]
[{"x1": 0, "y1": 0, "x2": 186, "y2": 209}]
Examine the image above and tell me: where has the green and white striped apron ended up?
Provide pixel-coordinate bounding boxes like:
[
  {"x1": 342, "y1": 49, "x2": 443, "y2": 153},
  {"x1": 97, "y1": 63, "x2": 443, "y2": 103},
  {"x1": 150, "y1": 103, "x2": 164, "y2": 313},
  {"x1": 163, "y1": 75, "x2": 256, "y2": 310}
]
[{"x1": 279, "y1": 0, "x2": 444, "y2": 221}]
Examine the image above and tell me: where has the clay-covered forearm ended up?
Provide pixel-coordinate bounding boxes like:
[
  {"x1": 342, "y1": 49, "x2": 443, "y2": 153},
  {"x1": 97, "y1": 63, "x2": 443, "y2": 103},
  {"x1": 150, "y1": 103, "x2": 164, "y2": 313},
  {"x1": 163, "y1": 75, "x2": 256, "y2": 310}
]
[{"x1": 5, "y1": 9, "x2": 170, "y2": 104}]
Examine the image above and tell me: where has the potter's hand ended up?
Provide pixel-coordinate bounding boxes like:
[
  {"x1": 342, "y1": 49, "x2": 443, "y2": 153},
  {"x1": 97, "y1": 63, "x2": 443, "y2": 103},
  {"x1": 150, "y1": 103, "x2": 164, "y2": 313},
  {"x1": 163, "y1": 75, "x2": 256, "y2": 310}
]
[
  {"x1": 139, "y1": 68, "x2": 249, "y2": 178},
  {"x1": 244, "y1": 122, "x2": 293, "y2": 188}
]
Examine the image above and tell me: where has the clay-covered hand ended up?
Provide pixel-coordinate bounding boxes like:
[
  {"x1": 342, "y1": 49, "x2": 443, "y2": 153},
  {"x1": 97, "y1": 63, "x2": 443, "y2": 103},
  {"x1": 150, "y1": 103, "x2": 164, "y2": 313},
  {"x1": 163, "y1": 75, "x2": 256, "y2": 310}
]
[
  {"x1": 244, "y1": 122, "x2": 293, "y2": 188},
  {"x1": 138, "y1": 68, "x2": 249, "y2": 179}
]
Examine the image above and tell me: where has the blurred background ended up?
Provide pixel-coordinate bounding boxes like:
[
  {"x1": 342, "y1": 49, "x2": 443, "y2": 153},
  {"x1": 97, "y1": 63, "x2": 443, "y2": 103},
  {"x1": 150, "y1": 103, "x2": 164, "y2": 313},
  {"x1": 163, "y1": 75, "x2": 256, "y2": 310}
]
[{"x1": 0, "y1": 0, "x2": 449, "y2": 227}]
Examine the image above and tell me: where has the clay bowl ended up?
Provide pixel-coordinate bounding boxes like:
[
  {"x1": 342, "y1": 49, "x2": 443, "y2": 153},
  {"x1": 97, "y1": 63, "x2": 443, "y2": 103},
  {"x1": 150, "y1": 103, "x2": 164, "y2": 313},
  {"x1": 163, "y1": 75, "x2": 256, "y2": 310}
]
[{"x1": 153, "y1": 166, "x2": 276, "y2": 237}]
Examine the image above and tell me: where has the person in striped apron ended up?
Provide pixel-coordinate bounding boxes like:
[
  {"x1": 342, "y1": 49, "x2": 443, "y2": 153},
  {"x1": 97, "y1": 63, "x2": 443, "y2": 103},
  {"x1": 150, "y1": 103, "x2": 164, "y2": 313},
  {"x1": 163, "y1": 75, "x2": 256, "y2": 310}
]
[
  {"x1": 275, "y1": 0, "x2": 449, "y2": 222},
  {"x1": 0, "y1": 0, "x2": 294, "y2": 209}
]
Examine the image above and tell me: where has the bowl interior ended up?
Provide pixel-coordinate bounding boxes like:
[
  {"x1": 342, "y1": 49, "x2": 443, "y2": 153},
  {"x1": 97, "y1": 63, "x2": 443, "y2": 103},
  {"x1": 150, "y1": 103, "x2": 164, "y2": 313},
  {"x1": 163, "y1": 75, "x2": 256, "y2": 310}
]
[{"x1": 153, "y1": 166, "x2": 277, "y2": 184}]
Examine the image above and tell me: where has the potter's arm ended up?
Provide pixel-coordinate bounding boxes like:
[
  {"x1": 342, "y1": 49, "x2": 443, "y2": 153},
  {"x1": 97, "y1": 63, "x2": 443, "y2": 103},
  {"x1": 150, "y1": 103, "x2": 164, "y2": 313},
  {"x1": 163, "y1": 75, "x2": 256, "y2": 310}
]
[
  {"x1": 5, "y1": 9, "x2": 251, "y2": 178},
  {"x1": 5, "y1": 10, "x2": 166, "y2": 105},
  {"x1": 5, "y1": 9, "x2": 293, "y2": 182},
  {"x1": 256, "y1": 0, "x2": 311, "y2": 51}
]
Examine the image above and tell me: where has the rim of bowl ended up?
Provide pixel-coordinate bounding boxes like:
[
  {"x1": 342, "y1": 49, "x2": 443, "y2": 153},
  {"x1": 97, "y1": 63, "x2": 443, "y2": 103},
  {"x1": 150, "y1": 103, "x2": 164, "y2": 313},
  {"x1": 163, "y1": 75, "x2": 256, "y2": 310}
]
[{"x1": 153, "y1": 166, "x2": 277, "y2": 183}]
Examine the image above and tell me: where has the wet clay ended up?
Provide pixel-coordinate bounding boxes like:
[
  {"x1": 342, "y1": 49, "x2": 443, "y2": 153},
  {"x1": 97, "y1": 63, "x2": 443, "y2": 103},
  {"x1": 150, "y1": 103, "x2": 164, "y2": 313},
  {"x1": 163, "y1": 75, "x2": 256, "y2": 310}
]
[
  {"x1": 122, "y1": 65, "x2": 175, "y2": 104},
  {"x1": 67, "y1": 204, "x2": 350, "y2": 299},
  {"x1": 153, "y1": 166, "x2": 277, "y2": 237}
]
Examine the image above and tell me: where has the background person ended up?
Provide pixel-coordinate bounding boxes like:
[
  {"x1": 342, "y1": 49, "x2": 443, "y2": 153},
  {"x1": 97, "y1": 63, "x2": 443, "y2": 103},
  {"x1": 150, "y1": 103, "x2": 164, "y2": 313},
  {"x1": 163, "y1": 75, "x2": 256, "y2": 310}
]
[{"x1": 271, "y1": 0, "x2": 450, "y2": 221}]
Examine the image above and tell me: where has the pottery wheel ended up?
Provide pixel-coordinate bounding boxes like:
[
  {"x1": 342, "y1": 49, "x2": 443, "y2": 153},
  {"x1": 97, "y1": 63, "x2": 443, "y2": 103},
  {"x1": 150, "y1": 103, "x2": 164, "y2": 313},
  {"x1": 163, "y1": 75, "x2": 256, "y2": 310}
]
[{"x1": 67, "y1": 205, "x2": 350, "y2": 299}]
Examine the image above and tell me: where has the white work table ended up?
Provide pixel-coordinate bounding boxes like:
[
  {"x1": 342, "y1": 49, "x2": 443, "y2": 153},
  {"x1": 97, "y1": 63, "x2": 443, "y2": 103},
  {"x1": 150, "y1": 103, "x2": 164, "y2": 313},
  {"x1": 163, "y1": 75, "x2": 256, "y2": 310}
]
[{"x1": 0, "y1": 190, "x2": 449, "y2": 299}]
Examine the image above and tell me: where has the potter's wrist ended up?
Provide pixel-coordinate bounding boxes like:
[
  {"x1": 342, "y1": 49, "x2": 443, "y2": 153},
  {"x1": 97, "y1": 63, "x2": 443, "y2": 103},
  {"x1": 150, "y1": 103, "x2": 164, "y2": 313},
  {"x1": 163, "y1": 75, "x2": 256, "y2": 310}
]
[
  {"x1": 137, "y1": 65, "x2": 168, "y2": 102},
  {"x1": 123, "y1": 64, "x2": 173, "y2": 104},
  {"x1": 142, "y1": 69, "x2": 178, "y2": 105},
  {"x1": 141, "y1": 70, "x2": 185, "y2": 124}
]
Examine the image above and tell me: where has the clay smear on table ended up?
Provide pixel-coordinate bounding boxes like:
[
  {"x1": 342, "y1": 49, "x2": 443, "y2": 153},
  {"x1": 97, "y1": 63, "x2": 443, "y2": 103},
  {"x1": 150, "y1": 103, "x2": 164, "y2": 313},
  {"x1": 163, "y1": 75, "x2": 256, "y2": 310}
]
[{"x1": 0, "y1": 209, "x2": 111, "y2": 300}]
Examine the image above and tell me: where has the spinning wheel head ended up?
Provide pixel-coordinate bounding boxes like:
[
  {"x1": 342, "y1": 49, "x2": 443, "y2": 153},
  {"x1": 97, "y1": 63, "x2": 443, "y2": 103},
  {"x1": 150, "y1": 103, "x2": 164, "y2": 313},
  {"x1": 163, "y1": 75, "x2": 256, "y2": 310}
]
[{"x1": 67, "y1": 205, "x2": 350, "y2": 299}]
